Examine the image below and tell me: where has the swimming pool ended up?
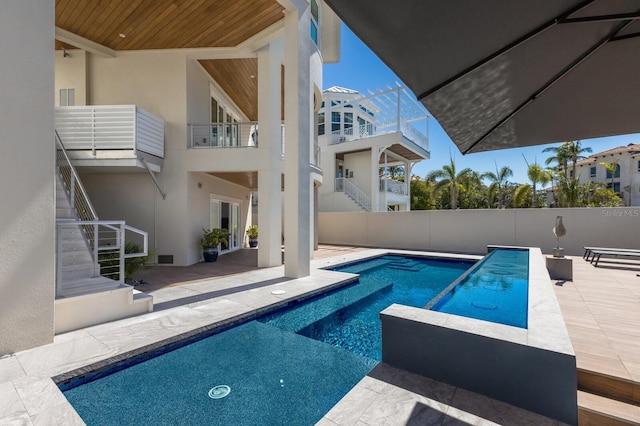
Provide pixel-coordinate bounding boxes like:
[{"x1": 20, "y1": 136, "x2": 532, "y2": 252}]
[{"x1": 59, "y1": 254, "x2": 475, "y2": 425}]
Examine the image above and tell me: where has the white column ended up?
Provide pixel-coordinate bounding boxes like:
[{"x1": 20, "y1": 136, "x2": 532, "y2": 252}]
[
  {"x1": 371, "y1": 147, "x2": 381, "y2": 212},
  {"x1": 0, "y1": 0, "x2": 55, "y2": 354},
  {"x1": 257, "y1": 41, "x2": 284, "y2": 267},
  {"x1": 283, "y1": 4, "x2": 312, "y2": 278}
]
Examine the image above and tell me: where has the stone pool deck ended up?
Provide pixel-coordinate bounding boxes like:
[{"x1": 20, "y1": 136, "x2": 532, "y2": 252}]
[{"x1": 2, "y1": 245, "x2": 630, "y2": 425}]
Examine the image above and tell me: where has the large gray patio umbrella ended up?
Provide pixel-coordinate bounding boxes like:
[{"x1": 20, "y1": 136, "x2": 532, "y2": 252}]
[{"x1": 324, "y1": 0, "x2": 640, "y2": 154}]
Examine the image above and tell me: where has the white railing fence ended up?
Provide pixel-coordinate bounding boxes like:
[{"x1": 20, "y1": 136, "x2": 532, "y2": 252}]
[
  {"x1": 55, "y1": 105, "x2": 164, "y2": 158},
  {"x1": 379, "y1": 178, "x2": 407, "y2": 196},
  {"x1": 55, "y1": 220, "x2": 148, "y2": 296},
  {"x1": 330, "y1": 120, "x2": 428, "y2": 152},
  {"x1": 335, "y1": 178, "x2": 371, "y2": 211},
  {"x1": 190, "y1": 122, "x2": 259, "y2": 148}
]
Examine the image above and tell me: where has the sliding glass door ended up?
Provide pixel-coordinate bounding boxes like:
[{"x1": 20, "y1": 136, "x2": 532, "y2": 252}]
[{"x1": 210, "y1": 197, "x2": 241, "y2": 253}]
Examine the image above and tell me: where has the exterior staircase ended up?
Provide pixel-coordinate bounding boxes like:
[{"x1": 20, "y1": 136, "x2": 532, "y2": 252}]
[
  {"x1": 335, "y1": 177, "x2": 371, "y2": 211},
  {"x1": 55, "y1": 132, "x2": 153, "y2": 333}
]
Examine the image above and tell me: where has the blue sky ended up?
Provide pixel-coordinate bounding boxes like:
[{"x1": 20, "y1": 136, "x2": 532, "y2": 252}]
[{"x1": 323, "y1": 24, "x2": 640, "y2": 186}]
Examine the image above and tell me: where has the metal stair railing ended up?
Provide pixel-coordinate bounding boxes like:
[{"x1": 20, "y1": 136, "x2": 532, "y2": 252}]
[
  {"x1": 335, "y1": 178, "x2": 371, "y2": 211},
  {"x1": 55, "y1": 129, "x2": 99, "y2": 225},
  {"x1": 56, "y1": 220, "x2": 148, "y2": 297}
]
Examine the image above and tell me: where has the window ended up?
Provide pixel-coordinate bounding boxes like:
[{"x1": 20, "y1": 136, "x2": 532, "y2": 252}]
[
  {"x1": 318, "y1": 112, "x2": 325, "y2": 136},
  {"x1": 344, "y1": 112, "x2": 353, "y2": 133},
  {"x1": 310, "y1": 0, "x2": 319, "y2": 45},
  {"x1": 637, "y1": 160, "x2": 640, "y2": 172},
  {"x1": 605, "y1": 163, "x2": 621, "y2": 179},
  {"x1": 590, "y1": 166, "x2": 596, "y2": 178},
  {"x1": 569, "y1": 170, "x2": 574, "y2": 178},
  {"x1": 607, "y1": 182, "x2": 621, "y2": 192},
  {"x1": 60, "y1": 88, "x2": 75, "y2": 106},
  {"x1": 331, "y1": 111, "x2": 340, "y2": 133}
]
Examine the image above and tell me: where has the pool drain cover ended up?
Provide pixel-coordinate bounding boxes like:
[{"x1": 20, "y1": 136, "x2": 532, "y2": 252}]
[{"x1": 208, "y1": 385, "x2": 231, "y2": 399}]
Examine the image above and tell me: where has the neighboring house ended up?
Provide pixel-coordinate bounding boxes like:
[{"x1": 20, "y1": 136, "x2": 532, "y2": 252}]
[
  {"x1": 547, "y1": 143, "x2": 640, "y2": 207},
  {"x1": 317, "y1": 86, "x2": 430, "y2": 212},
  {"x1": 0, "y1": 0, "x2": 340, "y2": 355}
]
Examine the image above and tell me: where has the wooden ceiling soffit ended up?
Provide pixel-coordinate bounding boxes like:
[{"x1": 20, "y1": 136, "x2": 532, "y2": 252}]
[
  {"x1": 55, "y1": 0, "x2": 284, "y2": 50},
  {"x1": 200, "y1": 59, "x2": 258, "y2": 122}
]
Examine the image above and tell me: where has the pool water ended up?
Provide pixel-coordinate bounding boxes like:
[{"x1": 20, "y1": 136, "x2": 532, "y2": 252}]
[
  {"x1": 260, "y1": 255, "x2": 473, "y2": 359},
  {"x1": 63, "y1": 321, "x2": 377, "y2": 425},
  {"x1": 430, "y1": 249, "x2": 529, "y2": 328},
  {"x1": 62, "y1": 254, "x2": 509, "y2": 425}
]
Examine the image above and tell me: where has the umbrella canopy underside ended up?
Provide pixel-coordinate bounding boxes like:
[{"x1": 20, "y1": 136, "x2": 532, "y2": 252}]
[{"x1": 326, "y1": 0, "x2": 640, "y2": 153}]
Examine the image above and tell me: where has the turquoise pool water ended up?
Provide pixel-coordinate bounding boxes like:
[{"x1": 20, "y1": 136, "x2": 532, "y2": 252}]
[
  {"x1": 61, "y1": 253, "x2": 531, "y2": 425},
  {"x1": 430, "y1": 249, "x2": 529, "y2": 328}
]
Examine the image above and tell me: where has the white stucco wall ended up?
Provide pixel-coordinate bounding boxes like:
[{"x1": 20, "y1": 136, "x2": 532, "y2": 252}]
[
  {"x1": 344, "y1": 151, "x2": 372, "y2": 196},
  {"x1": 319, "y1": 208, "x2": 640, "y2": 256},
  {"x1": 54, "y1": 50, "x2": 87, "y2": 106},
  {"x1": 0, "y1": 0, "x2": 55, "y2": 355},
  {"x1": 80, "y1": 173, "x2": 158, "y2": 251},
  {"x1": 187, "y1": 173, "x2": 252, "y2": 264}
]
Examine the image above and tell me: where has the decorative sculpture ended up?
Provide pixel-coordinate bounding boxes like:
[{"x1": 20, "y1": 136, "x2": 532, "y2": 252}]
[{"x1": 552, "y1": 216, "x2": 566, "y2": 258}]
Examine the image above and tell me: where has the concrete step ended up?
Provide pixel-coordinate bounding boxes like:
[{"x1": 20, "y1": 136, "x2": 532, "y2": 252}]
[
  {"x1": 58, "y1": 276, "x2": 121, "y2": 298},
  {"x1": 578, "y1": 390, "x2": 640, "y2": 426},
  {"x1": 60, "y1": 263, "x2": 96, "y2": 281}
]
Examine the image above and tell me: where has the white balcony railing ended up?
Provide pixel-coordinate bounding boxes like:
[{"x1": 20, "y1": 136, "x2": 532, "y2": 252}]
[
  {"x1": 331, "y1": 120, "x2": 428, "y2": 152},
  {"x1": 55, "y1": 105, "x2": 164, "y2": 158},
  {"x1": 190, "y1": 122, "x2": 260, "y2": 148},
  {"x1": 379, "y1": 178, "x2": 408, "y2": 196}
]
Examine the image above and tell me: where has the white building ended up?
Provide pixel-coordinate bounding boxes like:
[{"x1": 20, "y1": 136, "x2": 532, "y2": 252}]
[
  {"x1": 0, "y1": 0, "x2": 340, "y2": 355},
  {"x1": 571, "y1": 143, "x2": 640, "y2": 206},
  {"x1": 317, "y1": 86, "x2": 430, "y2": 212}
]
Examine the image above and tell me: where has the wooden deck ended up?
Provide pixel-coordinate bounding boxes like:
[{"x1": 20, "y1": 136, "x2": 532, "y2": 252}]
[{"x1": 552, "y1": 255, "x2": 640, "y2": 424}]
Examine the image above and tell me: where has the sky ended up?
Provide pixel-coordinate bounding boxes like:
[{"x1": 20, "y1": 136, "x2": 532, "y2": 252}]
[{"x1": 323, "y1": 24, "x2": 640, "y2": 186}]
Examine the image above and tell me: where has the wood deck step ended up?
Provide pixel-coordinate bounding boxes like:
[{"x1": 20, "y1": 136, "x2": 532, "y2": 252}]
[{"x1": 578, "y1": 390, "x2": 640, "y2": 426}]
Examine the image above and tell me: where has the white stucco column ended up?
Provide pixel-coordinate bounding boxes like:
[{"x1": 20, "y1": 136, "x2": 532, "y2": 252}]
[
  {"x1": 283, "y1": 4, "x2": 312, "y2": 278},
  {"x1": 257, "y1": 41, "x2": 284, "y2": 267},
  {"x1": 0, "y1": 0, "x2": 55, "y2": 354},
  {"x1": 371, "y1": 147, "x2": 382, "y2": 212}
]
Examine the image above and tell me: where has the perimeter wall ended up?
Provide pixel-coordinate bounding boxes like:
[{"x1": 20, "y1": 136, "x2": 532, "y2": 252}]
[{"x1": 318, "y1": 207, "x2": 640, "y2": 256}]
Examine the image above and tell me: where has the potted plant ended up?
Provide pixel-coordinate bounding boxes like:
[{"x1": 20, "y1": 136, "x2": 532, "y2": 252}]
[
  {"x1": 201, "y1": 228, "x2": 230, "y2": 262},
  {"x1": 246, "y1": 225, "x2": 258, "y2": 248}
]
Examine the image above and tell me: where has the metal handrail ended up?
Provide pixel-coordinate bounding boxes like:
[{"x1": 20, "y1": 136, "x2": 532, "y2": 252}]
[
  {"x1": 55, "y1": 220, "x2": 148, "y2": 296},
  {"x1": 56, "y1": 130, "x2": 98, "y2": 220},
  {"x1": 335, "y1": 178, "x2": 371, "y2": 211},
  {"x1": 380, "y1": 178, "x2": 407, "y2": 196}
]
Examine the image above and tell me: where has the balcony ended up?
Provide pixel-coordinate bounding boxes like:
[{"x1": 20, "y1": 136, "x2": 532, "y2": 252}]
[
  {"x1": 190, "y1": 123, "x2": 321, "y2": 169},
  {"x1": 55, "y1": 105, "x2": 164, "y2": 158}
]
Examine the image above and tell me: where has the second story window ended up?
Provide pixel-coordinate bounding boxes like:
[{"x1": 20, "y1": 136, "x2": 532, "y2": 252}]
[
  {"x1": 310, "y1": 0, "x2": 319, "y2": 45},
  {"x1": 331, "y1": 111, "x2": 340, "y2": 133},
  {"x1": 318, "y1": 112, "x2": 325, "y2": 136},
  {"x1": 590, "y1": 166, "x2": 596, "y2": 177},
  {"x1": 637, "y1": 159, "x2": 640, "y2": 172}
]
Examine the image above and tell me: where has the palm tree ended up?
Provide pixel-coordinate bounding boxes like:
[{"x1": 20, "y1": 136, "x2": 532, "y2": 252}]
[
  {"x1": 483, "y1": 164, "x2": 513, "y2": 208},
  {"x1": 426, "y1": 157, "x2": 473, "y2": 210},
  {"x1": 543, "y1": 143, "x2": 570, "y2": 177},
  {"x1": 565, "y1": 140, "x2": 592, "y2": 178},
  {"x1": 600, "y1": 160, "x2": 619, "y2": 191},
  {"x1": 522, "y1": 158, "x2": 552, "y2": 207}
]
